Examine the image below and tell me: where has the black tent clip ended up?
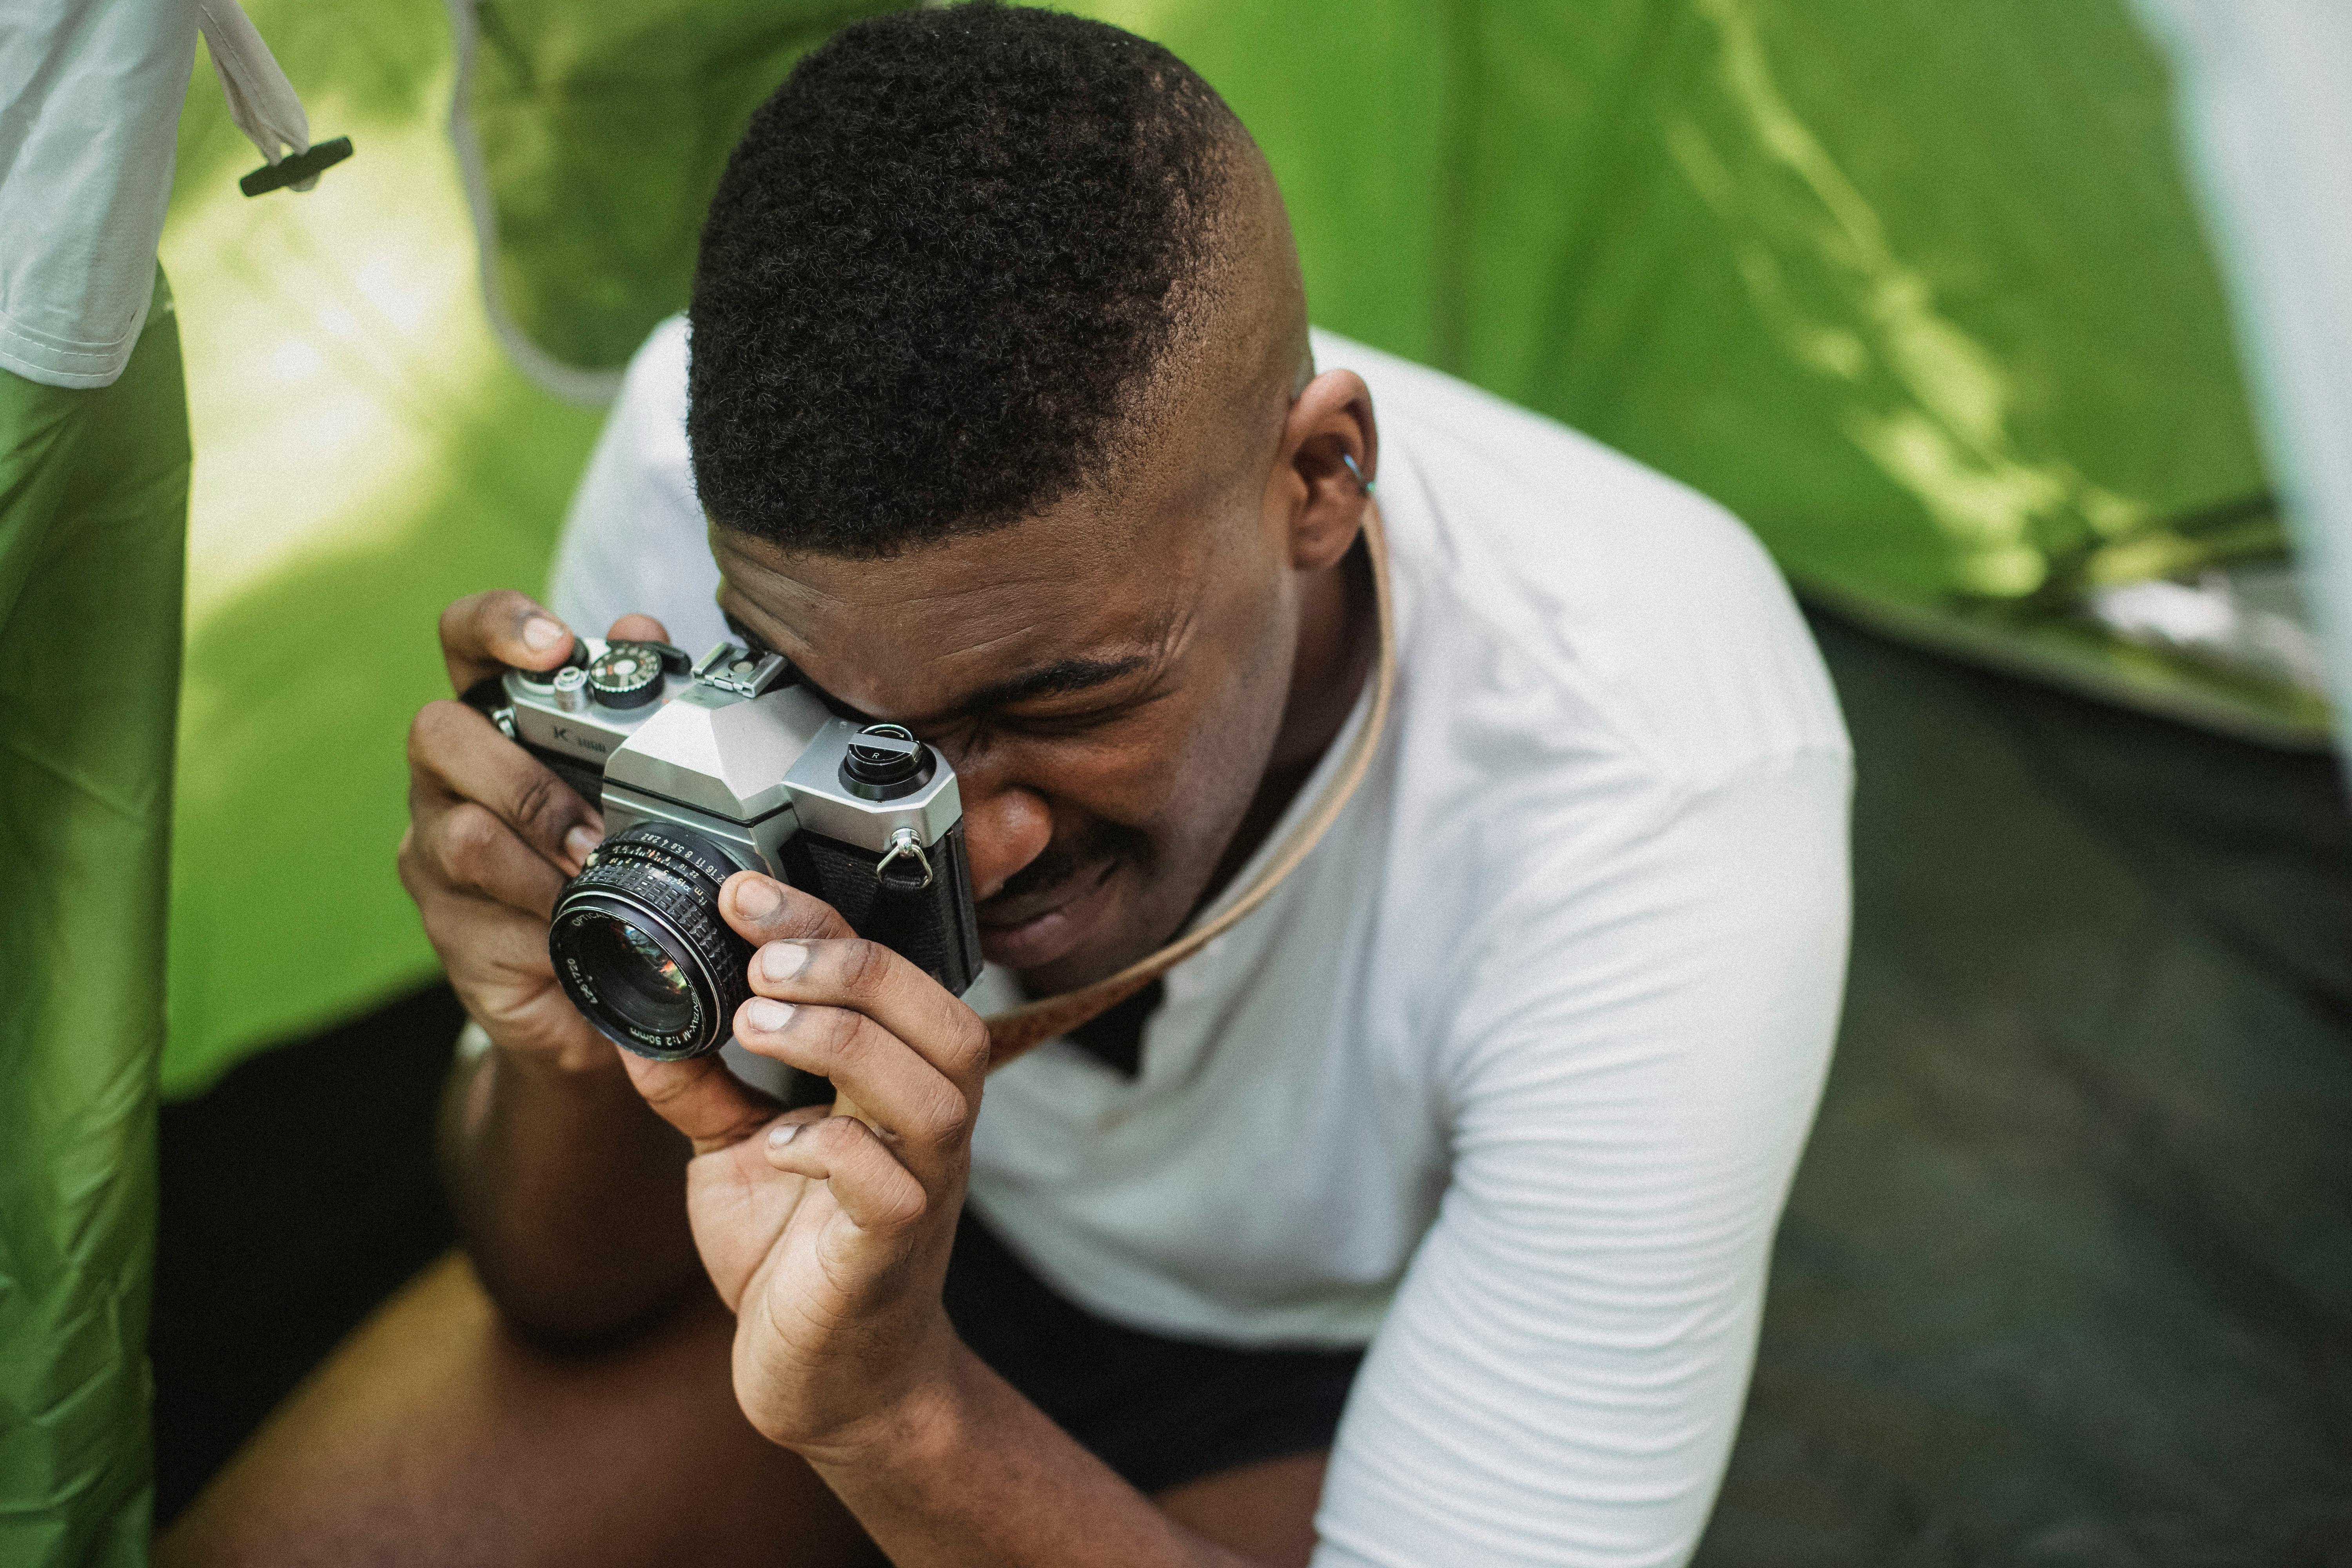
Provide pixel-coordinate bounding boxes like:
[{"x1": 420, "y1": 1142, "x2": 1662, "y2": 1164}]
[{"x1": 240, "y1": 135, "x2": 354, "y2": 197}]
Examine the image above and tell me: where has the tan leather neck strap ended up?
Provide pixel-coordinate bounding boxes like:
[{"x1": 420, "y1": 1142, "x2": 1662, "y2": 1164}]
[{"x1": 982, "y1": 503, "x2": 1398, "y2": 1069}]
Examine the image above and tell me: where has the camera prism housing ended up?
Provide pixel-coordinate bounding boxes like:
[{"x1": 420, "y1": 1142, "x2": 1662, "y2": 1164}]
[{"x1": 468, "y1": 638, "x2": 983, "y2": 1061}]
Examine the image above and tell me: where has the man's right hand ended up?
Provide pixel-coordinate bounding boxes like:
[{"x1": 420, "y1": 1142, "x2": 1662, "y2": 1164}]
[
  {"x1": 397, "y1": 590, "x2": 671, "y2": 1072},
  {"x1": 404, "y1": 590, "x2": 720, "y2": 1340}
]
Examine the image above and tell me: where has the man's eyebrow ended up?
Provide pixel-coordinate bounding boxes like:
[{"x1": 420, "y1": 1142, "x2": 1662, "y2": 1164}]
[
  {"x1": 950, "y1": 655, "x2": 1153, "y2": 715},
  {"x1": 785, "y1": 654, "x2": 1154, "y2": 727}
]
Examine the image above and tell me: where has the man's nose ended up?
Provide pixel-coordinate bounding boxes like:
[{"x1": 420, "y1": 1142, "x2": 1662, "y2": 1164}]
[{"x1": 960, "y1": 784, "x2": 1053, "y2": 902}]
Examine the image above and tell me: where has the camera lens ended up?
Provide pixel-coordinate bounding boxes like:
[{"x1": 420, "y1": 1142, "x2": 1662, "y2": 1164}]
[
  {"x1": 566, "y1": 915, "x2": 697, "y2": 1034},
  {"x1": 548, "y1": 822, "x2": 753, "y2": 1060}
]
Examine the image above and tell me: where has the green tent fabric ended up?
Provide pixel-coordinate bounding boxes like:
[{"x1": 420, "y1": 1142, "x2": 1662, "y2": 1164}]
[
  {"x1": 0, "y1": 269, "x2": 189, "y2": 1567},
  {"x1": 454, "y1": 0, "x2": 2317, "y2": 746},
  {"x1": 154, "y1": 1, "x2": 2317, "y2": 1107},
  {"x1": 124, "y1": 5, "x2": 2348, "y2": 1556},
  {"x1": 158, "y1": 0, "x2": 606, "y2": 1096},
  {"x1": 450, "y1": 0, "x2": 906, "y2": 397},
  {"x1": 119, "y1": 4, "x2": 2350, "y2": 1556}
]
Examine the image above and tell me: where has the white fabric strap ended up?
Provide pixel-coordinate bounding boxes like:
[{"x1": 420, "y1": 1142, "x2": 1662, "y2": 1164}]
[{"x1": 197, "y1": 0, "x2": 314, "y2": 185}]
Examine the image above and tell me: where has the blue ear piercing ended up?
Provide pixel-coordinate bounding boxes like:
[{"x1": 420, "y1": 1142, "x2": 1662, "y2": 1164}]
[{"x1": 1341, "y1": 452, "x2": 1376, "y2": 495}]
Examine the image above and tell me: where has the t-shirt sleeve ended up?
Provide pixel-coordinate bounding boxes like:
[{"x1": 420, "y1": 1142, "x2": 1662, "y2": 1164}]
[
  {"x1": 1312, "y1": 748, "x2": 1851, "y2": 1568},
  {"x1": 543, "y1": 314, "x2": 730, "y2": 657}
]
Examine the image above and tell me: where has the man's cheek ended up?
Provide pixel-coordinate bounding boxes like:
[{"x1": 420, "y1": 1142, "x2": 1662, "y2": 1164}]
[{"x1": 1028, "y1": 731, "x2": 1198, "y2": 822}]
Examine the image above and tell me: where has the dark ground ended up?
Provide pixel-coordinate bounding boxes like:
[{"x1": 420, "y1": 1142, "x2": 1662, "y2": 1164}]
[{"x1": 153, "y1": 612, "x2": 2352, "y2": 1560}]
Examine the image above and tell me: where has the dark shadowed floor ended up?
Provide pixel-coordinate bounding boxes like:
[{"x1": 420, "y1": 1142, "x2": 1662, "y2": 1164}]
[
  {"x1": 154, "y1": 612, "x2": 2352, "y2": 1559},
  {"x1": 1696, "y1": 615, "x2": 2352, "y2": 1567},
  {"x1": 153, "y1": 984, "x2": 463, "y2": 1524}
]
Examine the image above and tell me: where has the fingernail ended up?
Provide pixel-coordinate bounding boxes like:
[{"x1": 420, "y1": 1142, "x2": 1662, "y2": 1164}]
[
  {"x1": 733, "y1": 877, "x2": 782, "y2": 919},
  {"x1": 744, "y1": 997, "x2": 795, "y2": 1034},
  {"x1": 759, "y1": 942, "x2": 808, "y2": 983},
  {"x1": 522, "y1": 616, "x2": 566, "y2": 651},
  {"x1": 564, "y1": 825, "x2": 603, "y2": 864},
  {"x1": 768, "y1": 1122, "x2": 799, "y2": 1148}
]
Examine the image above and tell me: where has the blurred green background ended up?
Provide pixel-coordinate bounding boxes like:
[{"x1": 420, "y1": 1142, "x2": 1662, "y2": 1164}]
[
  {"x1": 148, "y1": 10, "x2": 2352, "y2": 1557},
  {"x1": 161, "y1": 0, "x2": 2294, "y2": 1095},
  {"x1": 162, "y1": 0, "x2": 593, "y2": 1093}
]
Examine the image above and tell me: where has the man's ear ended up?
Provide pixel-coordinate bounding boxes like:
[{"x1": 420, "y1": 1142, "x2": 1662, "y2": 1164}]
[{"x1": 1274, "y1": 368, "x2": 1377, "y2": 572}]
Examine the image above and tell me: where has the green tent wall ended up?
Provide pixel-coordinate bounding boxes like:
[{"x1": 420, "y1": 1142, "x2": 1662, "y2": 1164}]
[
  {"x1": 133, "y1": 8, "x2": 2349, "y2": 1558},
  {"x1": 162, "y1": 0, "x2": 2308, "y2": 1084},
  {"x1": 459, "y1": 0, "x2": 2314, "y2": 724}
]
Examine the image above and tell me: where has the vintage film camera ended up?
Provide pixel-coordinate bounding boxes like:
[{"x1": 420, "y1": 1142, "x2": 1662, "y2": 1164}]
[{"x1": 467, "y1": 638, "x2": 982, "y2": 1061}]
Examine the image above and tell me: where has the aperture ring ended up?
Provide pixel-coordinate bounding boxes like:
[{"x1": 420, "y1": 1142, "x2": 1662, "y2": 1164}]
[
  {"x1": 581, "y1": 856, "x2": 741, "y2": 979},
  {"x1": 551, "y1": 822, "x2": 755, "y2": 1059}
]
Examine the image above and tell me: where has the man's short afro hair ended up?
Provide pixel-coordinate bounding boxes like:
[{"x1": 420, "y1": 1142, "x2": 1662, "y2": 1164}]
[{"x1": 688, "y1": 2, "x2": 1250, "y2": 557}]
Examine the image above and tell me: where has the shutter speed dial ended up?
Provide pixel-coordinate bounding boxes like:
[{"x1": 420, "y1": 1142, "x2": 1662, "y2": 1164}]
[{"x1": 588, "y1": 641, "x2": 666, "y2": 709}]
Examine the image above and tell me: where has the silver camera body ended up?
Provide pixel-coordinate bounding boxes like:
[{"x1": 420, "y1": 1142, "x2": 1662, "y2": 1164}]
[{"x1": 470, "y1": 639, "x2": 982, "y2": 1060}]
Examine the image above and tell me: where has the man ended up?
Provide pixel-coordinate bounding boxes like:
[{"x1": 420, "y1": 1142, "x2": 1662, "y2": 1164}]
[{"x1": 163, "y1": 7, "x2": 1849, "y2": 1564}]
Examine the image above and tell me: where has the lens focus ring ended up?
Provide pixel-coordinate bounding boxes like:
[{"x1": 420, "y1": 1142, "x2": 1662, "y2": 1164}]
[
  {"x1": 549, "y1": 823, "x2": 753, "y2": 1059},
  {"x1": 592, "y1": 851, "x2": 737, "y2": 962}
]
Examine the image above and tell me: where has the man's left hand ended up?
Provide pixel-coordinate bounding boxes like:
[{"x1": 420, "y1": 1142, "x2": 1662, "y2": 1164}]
[{"x1": 618, "y1": 867, "x2": 991, "y2": 1456}]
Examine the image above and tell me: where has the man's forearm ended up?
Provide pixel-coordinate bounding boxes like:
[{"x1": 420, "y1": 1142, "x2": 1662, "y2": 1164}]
[
  {"x1": 804, "y1": 1343, "x2": 1255, "y2": 1568},
  {"x1": 438, "y1": 1038, "x2": 702, "y2": 1341}
]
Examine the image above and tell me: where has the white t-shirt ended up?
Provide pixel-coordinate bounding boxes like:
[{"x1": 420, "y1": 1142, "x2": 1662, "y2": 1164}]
[
  {"x1": 1, "y1": 1, "x2": 315, "y2": 390},
  {"x1": 0, "y1": 0, "x2": 198, "y2": 388},
  {"x1": 550, "y1": 315, "x2": 1853, "y2": 1567}
]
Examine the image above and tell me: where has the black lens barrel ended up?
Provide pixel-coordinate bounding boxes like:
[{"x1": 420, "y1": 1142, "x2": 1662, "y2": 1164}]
[{"x1": 548, "y1": 822, "x2": 752, "y2": 1060}]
